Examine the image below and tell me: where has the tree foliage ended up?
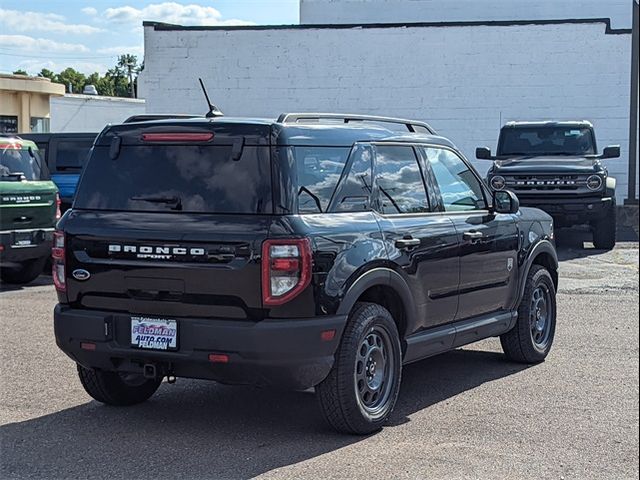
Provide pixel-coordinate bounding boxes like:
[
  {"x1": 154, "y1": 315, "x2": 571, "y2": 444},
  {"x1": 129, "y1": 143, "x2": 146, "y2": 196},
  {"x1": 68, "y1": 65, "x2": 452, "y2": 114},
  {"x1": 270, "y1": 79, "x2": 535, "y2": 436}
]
[{"x1": 35, "y1": 54, "x2": 141, "y2": 97}]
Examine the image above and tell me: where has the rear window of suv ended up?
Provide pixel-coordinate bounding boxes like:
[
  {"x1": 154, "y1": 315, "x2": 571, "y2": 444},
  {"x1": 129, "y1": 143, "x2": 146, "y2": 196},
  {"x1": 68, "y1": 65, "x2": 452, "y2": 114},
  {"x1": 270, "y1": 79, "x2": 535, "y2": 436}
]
[
  {"x1": 55, "y1": 139, "x2": 94, "y2": 170},
  {"x1": 74, "y1": 145, "x2": 272, "y2": 214},
  {"x1": 1, "y1": 146, "x2": 43, "y2": 181}
]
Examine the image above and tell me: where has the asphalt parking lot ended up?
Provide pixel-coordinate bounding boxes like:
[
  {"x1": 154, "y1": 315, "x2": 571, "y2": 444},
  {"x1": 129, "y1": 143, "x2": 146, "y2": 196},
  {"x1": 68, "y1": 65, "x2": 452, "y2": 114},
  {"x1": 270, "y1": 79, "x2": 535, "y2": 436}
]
[{"x1": 1, "y1": 231, "x2": 638, "y2": 480}]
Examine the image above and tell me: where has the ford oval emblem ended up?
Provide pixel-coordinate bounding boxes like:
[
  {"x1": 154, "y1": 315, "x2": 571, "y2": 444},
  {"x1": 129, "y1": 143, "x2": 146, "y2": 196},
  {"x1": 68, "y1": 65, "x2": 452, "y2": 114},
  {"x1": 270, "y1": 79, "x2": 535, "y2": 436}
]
[{"x1": 72, "y1": 269, "x2": 91, "y2": 281}]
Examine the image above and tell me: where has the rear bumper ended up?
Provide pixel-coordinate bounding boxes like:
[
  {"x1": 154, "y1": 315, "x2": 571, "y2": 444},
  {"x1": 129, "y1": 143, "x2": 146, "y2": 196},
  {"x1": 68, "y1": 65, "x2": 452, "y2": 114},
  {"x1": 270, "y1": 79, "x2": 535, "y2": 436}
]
[
  {"x1": 0, "y1": 228, "x2": 53, "y2": 266},
  {"x1": 516, "y1": 196, "x2": 613, "y2": 226},
  {"x1": 54, "y1": 305, "x2": 347, "y2": 390}
]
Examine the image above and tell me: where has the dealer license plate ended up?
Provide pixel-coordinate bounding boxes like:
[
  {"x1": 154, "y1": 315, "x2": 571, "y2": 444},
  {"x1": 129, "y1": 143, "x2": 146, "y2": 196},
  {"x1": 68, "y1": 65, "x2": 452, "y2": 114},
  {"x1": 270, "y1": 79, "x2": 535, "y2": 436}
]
[
  {"x1": 13, "y1": 232, "x2": 33, "y2": 246},
  {"x1": 131, "y1": 316, "x2": 178, "y2": 350}
]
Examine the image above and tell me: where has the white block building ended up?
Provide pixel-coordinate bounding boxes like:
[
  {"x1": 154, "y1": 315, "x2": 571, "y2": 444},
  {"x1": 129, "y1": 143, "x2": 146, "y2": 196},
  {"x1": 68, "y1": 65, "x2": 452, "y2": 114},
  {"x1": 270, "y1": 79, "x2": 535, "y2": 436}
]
[
  {"x1": 138, "y1": 1, "x2": 637, "y2": 202},
  {"x1": 300, "y1": 0, "x2": 633, "y2": 29},
  {"x1": 50, "y1": 94, "x2": 146, "y2": 133}
]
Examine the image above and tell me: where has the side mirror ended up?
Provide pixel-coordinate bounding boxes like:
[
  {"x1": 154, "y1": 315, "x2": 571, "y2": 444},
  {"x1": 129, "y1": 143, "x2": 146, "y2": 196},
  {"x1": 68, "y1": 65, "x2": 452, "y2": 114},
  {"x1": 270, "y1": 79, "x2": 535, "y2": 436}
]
[
  {"x1": 493, "y1": 190, "x2": 519, "y2": 214},
  {"x1": 601, "y1": 145, "x2": 620, "y2": 159},
  {"x1": 476, "y1": 147, "x2": 493, "y2": 160}
]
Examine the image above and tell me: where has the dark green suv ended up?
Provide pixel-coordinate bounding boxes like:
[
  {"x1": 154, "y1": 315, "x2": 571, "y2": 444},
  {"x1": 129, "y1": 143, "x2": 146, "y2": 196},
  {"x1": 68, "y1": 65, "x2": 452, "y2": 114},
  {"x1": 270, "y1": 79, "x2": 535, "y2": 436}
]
[{"x1": 0, "y1": 136, "x2": 59, "y2": 284}]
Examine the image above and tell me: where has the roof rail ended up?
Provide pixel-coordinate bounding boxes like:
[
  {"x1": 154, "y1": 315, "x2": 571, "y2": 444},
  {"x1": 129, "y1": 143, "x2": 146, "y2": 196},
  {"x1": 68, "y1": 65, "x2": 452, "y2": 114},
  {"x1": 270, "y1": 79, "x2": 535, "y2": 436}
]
[{"x1": 277, "y1": 113, "x2": 435, "y2": 134}]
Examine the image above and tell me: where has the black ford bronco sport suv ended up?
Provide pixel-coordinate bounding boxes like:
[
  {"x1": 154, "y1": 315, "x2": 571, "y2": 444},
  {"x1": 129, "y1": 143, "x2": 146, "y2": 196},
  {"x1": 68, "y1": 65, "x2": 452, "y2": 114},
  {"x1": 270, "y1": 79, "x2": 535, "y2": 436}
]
[
  {"x1": 54, "y1": 113, "x2": 558, "y2": 434},
  {"x1": 477, "y1": 121, "x2": 620, "y2": 250}
]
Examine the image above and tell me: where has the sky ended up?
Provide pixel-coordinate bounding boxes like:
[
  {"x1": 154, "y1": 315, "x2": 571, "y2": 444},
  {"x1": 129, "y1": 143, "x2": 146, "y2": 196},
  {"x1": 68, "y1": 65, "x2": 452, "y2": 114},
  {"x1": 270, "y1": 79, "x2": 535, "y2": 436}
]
[{"x1": 0, "y1": 0, "x2": 300, "y2": 75}]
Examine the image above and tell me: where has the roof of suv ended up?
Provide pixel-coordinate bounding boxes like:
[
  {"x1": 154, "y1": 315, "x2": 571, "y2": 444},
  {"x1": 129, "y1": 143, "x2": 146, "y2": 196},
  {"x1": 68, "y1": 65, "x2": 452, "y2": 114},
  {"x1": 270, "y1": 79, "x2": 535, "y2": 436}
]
[
  {"x1": 502, "y1": 120, "x2": 594, "y2": 129},
  {"x1": 0, "y1": 136, "x2": 38, "y2": 149},
  {"x1": 98, "y1": 117, "x2": 456, "y2": 149}
]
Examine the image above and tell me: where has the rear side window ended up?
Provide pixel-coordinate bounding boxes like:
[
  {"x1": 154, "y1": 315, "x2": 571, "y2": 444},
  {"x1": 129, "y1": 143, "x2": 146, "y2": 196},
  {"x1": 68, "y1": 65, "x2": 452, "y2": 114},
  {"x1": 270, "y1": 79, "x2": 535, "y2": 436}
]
[
  {"x1": 74, "y1": 145, "x2": 272, "y2": 214},
  {"x1": 374, "y1": 146, "x2": 430, "y2": 214},
  {"x1": 54, "y1": 140, "x2": 94, "y2": 170},
  {"x1": 290, "y1": 146, "x2": 351, "y2": 213},
  {"x1": 330, "y1": 145, "x2": 373, "y2": 212}
]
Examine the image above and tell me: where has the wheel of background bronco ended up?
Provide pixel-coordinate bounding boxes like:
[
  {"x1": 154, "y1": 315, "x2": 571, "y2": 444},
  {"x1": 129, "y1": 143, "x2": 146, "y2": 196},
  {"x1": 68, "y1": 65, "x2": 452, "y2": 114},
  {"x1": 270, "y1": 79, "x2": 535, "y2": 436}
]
[
  {"x1": 77, "y1": 364, "x2": 162, "y2": 406},
  {"x1": 500, "y1": 265, "x2": 557, "y2": 364},
  {"x1": 316, "y1": 302, "x2": 402, "y2": 435},
  {"x1": 0, "y1": 257, "x2": 47, "y2": 285},
  {"x1": 592, "y1": 202, "x2": 616, "y2": 250}
]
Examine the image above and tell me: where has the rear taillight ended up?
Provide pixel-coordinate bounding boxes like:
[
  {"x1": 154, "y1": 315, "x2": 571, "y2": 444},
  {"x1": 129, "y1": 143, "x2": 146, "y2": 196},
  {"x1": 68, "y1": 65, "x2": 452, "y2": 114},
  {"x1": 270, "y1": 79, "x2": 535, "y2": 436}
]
[
  {"x1": 52, "y1": 231, "x2": 66, "y2": 292},
  {"x1": 262, "y1": 238, "x2": 312, "y2": 306},
  {"x1": 55, "y1": 193, "x2": 61, "y2": 220}
]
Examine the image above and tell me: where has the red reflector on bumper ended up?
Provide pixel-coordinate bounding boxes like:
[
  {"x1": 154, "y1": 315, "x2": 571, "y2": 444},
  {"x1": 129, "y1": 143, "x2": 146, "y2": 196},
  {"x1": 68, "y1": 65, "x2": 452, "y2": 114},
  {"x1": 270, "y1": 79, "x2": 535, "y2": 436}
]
[
  {"x1": 321, "y1": 329, "x2": 336, "y2": 342},
  {"x1": 208, "y1": 353, "x2": 229, "y2": 363},
  {"x1": 80, "y1": 342, "x2": 96, "y2": 351}
]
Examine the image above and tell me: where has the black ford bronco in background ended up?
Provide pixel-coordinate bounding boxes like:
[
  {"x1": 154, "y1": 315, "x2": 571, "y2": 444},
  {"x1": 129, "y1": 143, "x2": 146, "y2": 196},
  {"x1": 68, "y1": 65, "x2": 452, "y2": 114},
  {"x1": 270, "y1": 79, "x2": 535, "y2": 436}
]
[
  {"x1": 54, "y1": 113, "x2": 558, "y2": 434},
  {"x1": 477, "y1": 121, "x2": 620, "y2": 250}
]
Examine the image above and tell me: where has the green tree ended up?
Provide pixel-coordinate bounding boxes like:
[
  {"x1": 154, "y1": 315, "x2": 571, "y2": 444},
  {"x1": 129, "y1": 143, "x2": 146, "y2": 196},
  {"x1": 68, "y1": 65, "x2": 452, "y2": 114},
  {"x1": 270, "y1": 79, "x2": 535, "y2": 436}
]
[
  {"x1": 16, "y1": 53, "x2": 141, "y2": 97},
  {"x1": 56, "y1": 67, "x2": 86, "y2": 94},
  {"x1": 112, "y1": 54, "x2": 141, "y2": 97},
  {"x1": 38, "y1": 68, "x2": 56, "y2": 80}
]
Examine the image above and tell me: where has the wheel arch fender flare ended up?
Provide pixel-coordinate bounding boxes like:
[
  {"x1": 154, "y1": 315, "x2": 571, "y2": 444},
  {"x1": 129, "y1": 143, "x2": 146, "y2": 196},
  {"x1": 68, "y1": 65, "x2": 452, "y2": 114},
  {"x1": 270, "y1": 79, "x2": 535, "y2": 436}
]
[
  {"x1": 517, "y1": 240, "x2": 559, "y2": 306},
  {"x1": 337, "y1": 267, "x2": 419, "y2": 334},
  {"x1": 606, "y1": 176, "x2": 616, "y2": 198}
]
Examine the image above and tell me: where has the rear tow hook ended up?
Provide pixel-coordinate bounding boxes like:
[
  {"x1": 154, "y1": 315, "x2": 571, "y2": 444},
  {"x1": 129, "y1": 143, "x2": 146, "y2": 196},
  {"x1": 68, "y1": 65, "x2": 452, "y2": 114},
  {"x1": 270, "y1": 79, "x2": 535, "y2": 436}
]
[{"x1": 143, "y1": 364, "x2": 157, "y2": 379}]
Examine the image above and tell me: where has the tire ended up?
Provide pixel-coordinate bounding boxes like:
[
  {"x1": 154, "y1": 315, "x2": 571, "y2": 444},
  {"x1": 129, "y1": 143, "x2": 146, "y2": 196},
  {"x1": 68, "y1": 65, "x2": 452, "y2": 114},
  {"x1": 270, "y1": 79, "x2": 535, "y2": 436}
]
[
  {"x1": 592, "y1": 202, "x2": 616, "y2": 250},
  {"x1": 77, "y1": 364, "x2": 162, "y2": 406},
  {"x1": 317, "y1": 302, "x2": 402, "y2": 435},
  {"x1": 0, "y1": 257, "x2": 47, "y2": 285},
  {"x1": 500, "y1": 265, "x2": 557, "y2": 364}
]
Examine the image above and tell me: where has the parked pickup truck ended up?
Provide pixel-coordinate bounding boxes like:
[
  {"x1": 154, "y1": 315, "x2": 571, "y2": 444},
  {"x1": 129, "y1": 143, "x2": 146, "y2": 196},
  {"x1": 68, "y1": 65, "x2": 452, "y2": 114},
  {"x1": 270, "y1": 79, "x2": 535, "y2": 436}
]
[
  {"x1": 19, "y1": 133, "x2": 97, "y2": 211},
  {"x1": 477, "y1": 121, "x2": 620, "y2": 249}
]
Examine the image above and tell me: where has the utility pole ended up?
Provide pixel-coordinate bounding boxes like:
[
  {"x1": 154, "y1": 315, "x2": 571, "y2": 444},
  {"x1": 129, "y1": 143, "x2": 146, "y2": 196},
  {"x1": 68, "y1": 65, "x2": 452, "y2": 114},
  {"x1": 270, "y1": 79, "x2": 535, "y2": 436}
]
[
  {"x1": 126, "y1": 61, "x2": 135, "y2": 98},
  {"x1": 627, "y1": 0, "x2": 639, "y2": 204}
]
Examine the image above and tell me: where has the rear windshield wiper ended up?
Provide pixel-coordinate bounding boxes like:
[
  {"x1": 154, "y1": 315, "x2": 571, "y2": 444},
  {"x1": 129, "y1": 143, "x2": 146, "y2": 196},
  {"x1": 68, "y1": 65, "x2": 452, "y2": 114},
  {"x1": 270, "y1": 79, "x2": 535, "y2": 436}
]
[
  {"x1": 297, "y1": 186, "x2": 323, "y2": 213},
  {"x1": 0, "y1": 171, "x2": 26, "y2": 181},
  {"x1": 130, "y1": 195, "x2": 182, "y2": 210}
]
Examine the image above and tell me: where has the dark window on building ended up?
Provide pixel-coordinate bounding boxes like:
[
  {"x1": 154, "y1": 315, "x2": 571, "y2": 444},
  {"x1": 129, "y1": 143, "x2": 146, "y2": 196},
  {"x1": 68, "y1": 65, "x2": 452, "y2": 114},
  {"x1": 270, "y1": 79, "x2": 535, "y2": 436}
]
[
  {"x1": 374, "y1": 145, "x2": 430, "y2": 214},
  {"x1": 0, "y1": 116, "x2": 18, "y2": 134},
  {"x1": 30, "y1": 117, "x2": 50, "y2": 133},
  {"x1": 423, "y1": 147, "x2": 486, "y2": 212}
]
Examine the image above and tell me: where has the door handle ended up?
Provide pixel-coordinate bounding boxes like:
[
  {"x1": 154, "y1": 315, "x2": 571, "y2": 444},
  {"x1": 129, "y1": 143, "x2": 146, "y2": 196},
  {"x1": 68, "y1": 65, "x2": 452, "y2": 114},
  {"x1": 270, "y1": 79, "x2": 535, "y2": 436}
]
[
  {"x1": 463, "y1": 231, "x2": 484, "y2": 242},
  {"x1": 395, "y1": 237, "x2": 421, "y2": 249}
]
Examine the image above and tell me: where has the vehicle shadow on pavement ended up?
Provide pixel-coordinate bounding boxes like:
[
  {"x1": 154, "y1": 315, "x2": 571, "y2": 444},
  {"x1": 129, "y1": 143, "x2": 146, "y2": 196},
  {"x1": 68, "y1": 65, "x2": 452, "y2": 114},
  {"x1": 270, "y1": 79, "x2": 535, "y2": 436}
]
[
  {"x1": 0, "y1": 349, "x2": 529, "y2": 479},
  {"x1": 0, "y1": 274, "x2": 52, "y2": 293},
  {"x1": 555, "y1": 226, "x2": 638, "y2": 261}
]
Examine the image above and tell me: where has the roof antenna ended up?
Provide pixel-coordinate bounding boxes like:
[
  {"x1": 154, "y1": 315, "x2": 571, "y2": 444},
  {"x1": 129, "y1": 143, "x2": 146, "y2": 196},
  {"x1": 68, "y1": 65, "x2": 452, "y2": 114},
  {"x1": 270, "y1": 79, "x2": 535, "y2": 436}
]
[{"x1": 198, "y1": 78, "x2": 224, "y2": 118}]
